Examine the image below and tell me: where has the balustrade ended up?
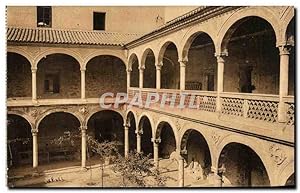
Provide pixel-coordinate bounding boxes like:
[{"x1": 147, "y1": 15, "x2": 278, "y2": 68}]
[{"x1": 127, "y1": 88, "x2": 294, "y2": 125}]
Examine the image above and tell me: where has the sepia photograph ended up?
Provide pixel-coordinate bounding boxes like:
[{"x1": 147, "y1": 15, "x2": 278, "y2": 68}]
[{"x1": 4, "y1": 2, "x2": 295, "y2": 189}]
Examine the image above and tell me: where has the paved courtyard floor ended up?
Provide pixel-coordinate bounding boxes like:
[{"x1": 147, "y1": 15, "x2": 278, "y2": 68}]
[{"x1": 8, "y1": 157, "x2": 213, "y2": 188}]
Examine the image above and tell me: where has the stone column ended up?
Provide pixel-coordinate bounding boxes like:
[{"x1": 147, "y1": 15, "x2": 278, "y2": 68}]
[
  {"x1": 152, "y1": 138, "x2": 161, "y2": 168},
  {"x1": 136, "y1": 129, "x2": 142, "y2": 153},
  {"x1": 32, "y1": 129, "x2": 38, "y2": 168},
  {"x1": 179, "y1": 59, "x2": 188, "y2": 91},
  {"x1": 80, "y1": 68, "x2": 86, "y2": 100},
  {"x1": 81, "y1": 125, "x2": 87, "y2": 168},
  {"x1": 215, "y1": 52, "x2": 227, "y2": 112},
  {"x1": 126, "y1": 69, "x2": 131, "y2": 89},
  {"x1": 278, "y1": 45, "x2": 290, "y2": 122},
  {"x1": 139, "y1": 67, "x2": 144, "y2": 89},
  {"x1": 31, "y1": 67, "x2": 37, "y2": 101},
  {"x1": 178, "y1": 154, "x2": 185, "y2": 187},
  {"x1": 156, "y1": 62, "x2": 162, "y2": 89},
  {"x1": 124, "y1": 123, "x2": 129, "y2": 157}
]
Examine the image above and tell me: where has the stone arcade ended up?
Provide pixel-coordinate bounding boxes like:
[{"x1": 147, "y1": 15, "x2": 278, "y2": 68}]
[{"x1": 7, "y1": 6, "x2": 294, "y2": 187}]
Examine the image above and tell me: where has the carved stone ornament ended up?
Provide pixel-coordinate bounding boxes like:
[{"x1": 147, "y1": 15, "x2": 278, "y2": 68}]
[
  {"x1": 79, "y1": 106, "x2": 89, "y2": 115},
  {"x1": 211, "y1": 131, "x2": 220, "y2": 145},
  {"x1": 269, "y1": 144, "x2": 287, "y2": 166},
  {"x1": 29, "y1": 108, "x2": 39, "y2": 118},
  {"x1": 175, "y1": 119, "x2": 182, "y2": 131}
]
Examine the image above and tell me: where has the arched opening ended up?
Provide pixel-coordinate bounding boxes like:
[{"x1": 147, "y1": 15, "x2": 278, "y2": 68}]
[
  {"x1": 218, "y1": 142, "x2": 270, "y2": 187},
  {"x1": 160, "y1": 42, "x2": 180, "y2": 89},
  {"x1": 86, "y1": 55, "x2": 126, "y2": 98},
  {"x1": 87, "y1": 110, "x2": 124, "y2": 154},
  {"x1": 7, "y1": 114, "x2": 32, "y2": 167},
  {"x1": 181, "y1": 129, "x2": 211, "y2": 183},
  {"x1": 156, "y1": 122, "x2": 176, "y2": 159},
  {"x1": 285, "y1": 173, "x2": 295, "y2": 186},
  {"x1": 37, "y1": 54, "x2": 80, "y2": 99},
  {"x1": 138, "y1": 116, "x2": 153, "y2": 156},
  {"x1": 286, "y1": 17, "x2": 295, "y2": 96},
  {"x1": 129, "y1": 54, "x2": 139, "y2": 88},
  {"x1": 7, "y1": 53, "x2": 32, "y2": 98},
  {"x1": 222, "y1": 16, "x2": 279, "y2": 94},
  {"x1": 142, "y1": 49, "x2": 156, "y2": 88},
  {"x1": 184, "y1": 33, "x2": 217, "y2": 91},
  {"x1": 126, "y1": 112, "x2": 137, "y2": 151},
  {"x1": 38, "y1": 112, "x2": 81, "y2": 164}
]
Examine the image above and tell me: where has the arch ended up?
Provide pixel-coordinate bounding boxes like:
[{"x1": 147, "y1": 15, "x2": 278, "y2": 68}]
[
  {"x1": 137, "y1": 113, "x2": 155, "y2": 136},
  {"x1": 125, "y1": 110, "x2": 138, "y2": 127},
  {"x1": 277, "y1": 160, "x2": 295, "y2": 186},
  {"x1": 157, "y1": 39, "x2": 180, "y2": 64},
  {"x1": 216, "y1": 7, "x2": 281, "y2": 53},
  {"x1": 7, "y1": 114, "x2": 33, "y2": 167},
  {"x1": 7, "y1": 52, "x2": 32, "y2": 98},
  {"x1": 127, "y1": 53, "x2": 139, "y2": 71},
  {"x1": 281, "y1": 7, "x2": 294, "y2": 44},
  {"x1": 180, "y1": 27, "x2": 216, "y2": 60},
  {"x1": 83, "y1": 50, "x2": 127, "y2": 69},
  {"x1": 283, "y1": 16, "x2": 295, "y2": 46},
  {"x1": 154, "y1": 118, "x2": 179, "y2": 147},
  {"x1": 86, "y1": 110, "x2": 124, "y2": 149},
  {"x1": 7, "y1": 113, "x2": 33, "y2": 134},
  {"x1": 85, "y1": 108, "x2": 124, "y2": 127},
  {"x1": 7, "y1": 47, "x2": 33, "y2": 64},
  {"x1": 137, "y1": 114, "x2": 154, "y2": 155},
  {"x1": 125, "y1": 110, "x2": 138, "y2": 152},
  {"x1": 7, "y1": 111, "x2": 34, "y2": 130},
  {"x1": 36, "y1": 109, "x2": 82, "y2": 130},
  {"x1": 216, "y1": 135, "x2": 275, "y2": 185},
  {"x1": 180, "y1": 30, "x2": 217, "y2": 91},
  {"x1": 140, "y1": 47, "x2": 156, "y2": 68},
  {"x1": 33, "y1": 48, "x2": 82, "y2": 68}
]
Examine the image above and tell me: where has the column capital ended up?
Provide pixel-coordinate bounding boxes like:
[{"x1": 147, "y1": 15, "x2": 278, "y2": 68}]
[
  {"x1": 155, "y1": 62, "x2": 163, "y2": 69},
  {"x1": 138, "y1": 66, "x2": 145, "y2": 71},
  {"x1": 135, "y1": 129, "x2": 143, "y2": 135},
  {"x1": 278, "y1": 45, "x2": 291, "y2": 56},
  {"x1": 124, "y1": 123, "x2": 130, "y2": 129},
  {"x1": 80, "y1": 67, "x2": 86, "y2": 72},
  {"x1": 151, "y1": 137, "x2": 161, "y2": 144},
  {"x1": 126, "y1": 67, "x2": 132, "y2": 73},
  {"x1": 214, "y1": 51, "x2": 228, "y2": 63},
  {"x1": 31, "y1": 67, "x2": 37, "y2": 73},
  {"x1": 80, "y1": 125, "x2": 87, "y2": 130},
  {"x1": 178, "y1": 58, "x2": 188, "y2": 67},
  {"x1": 31, "y1": 129, "x2": 38, "y2": 134}
]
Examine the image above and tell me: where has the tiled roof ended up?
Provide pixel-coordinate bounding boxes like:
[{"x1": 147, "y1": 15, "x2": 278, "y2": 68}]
[{"x1": 7, "y1": 27, "x2": 141, "y2": 46}]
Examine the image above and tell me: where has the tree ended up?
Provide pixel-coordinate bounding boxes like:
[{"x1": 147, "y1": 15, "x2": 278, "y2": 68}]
[{"x1": 111, "y1": 151, "x2": 167, "y2": 187}]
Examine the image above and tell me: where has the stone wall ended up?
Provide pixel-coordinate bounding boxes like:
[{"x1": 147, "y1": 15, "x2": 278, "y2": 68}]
[
  {"x1": 7, "y1": 6, "x2": 165, "y2": 34},
  {"x1": 7, "y1": 53, "x2": 32, "y2": 98},
  {"x1": 37, "y1": 54, "x2": 81, "y2": 99},
  {"x1": 86, "y1": 56, "x2": 126, "y2": 98}
]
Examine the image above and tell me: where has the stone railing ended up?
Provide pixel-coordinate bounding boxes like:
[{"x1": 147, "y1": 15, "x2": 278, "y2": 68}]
[
  {"x1": 283, "y1": 96, "x2": 295, "y2": 126},
  {"x1": 128, "y1": 88, "x2": 294, "y2": 125},
  {"x1": 128, "y1": 88, "x2": 217, "y2": 112},
  {"x1": 220, "y1": 92, "x2": 279, "y2": 123}
]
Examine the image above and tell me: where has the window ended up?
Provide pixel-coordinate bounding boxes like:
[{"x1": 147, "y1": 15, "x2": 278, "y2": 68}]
[
  {"x1": 37, "y1": 6, "x2": 52, "y2": 27},
  {"x1": 44, "y1": 73, "x2": 60, "y2": 94},
  {"x1": 93, "y1": 12, "x2": 106, "y2": 30}
]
